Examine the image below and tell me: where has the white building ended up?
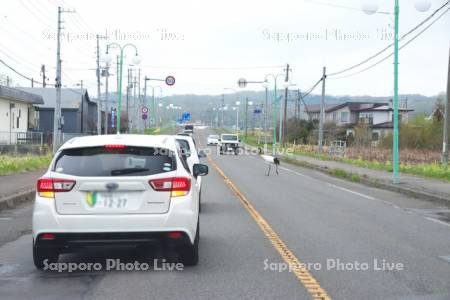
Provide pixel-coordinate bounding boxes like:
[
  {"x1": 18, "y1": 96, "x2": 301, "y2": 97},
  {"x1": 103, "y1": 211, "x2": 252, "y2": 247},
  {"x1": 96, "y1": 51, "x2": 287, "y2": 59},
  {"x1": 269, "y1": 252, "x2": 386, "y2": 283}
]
[
  {"x1": 306, "y1": 102, "x2": 413, "y2": 142},
  {"x1": 0, "y1": 85, "x2": 44, "y2": 144}
]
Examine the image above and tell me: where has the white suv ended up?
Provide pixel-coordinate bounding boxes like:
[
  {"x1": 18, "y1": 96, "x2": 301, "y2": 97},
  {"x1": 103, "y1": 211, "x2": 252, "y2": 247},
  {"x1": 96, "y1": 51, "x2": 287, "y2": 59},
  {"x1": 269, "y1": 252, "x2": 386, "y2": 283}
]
[{"x1": 32, "y1": 134, "x2": 208, "y2": 269}]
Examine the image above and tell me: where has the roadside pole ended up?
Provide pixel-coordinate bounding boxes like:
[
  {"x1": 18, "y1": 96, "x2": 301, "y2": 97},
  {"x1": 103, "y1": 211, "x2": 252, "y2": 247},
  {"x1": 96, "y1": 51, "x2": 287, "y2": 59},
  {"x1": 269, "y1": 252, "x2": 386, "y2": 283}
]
[
  {"x1": 318, "y1": 67, "x2": 326, "y2": 154},
  {"x1": 245, "y1": 97, "x2": 249, "y2": 140},
  {"x1": 104, "y1": 64, "x2": 109, "y2": 134},
  {"x1": 282, "y1": 64, "x2": 291, "y2": 146},
  {"x1": 442, "y1": 47, "x2": 450, "y2": 167},
  {"x1": 96, "y1": 35, "x2": 102, "y2": 135}
]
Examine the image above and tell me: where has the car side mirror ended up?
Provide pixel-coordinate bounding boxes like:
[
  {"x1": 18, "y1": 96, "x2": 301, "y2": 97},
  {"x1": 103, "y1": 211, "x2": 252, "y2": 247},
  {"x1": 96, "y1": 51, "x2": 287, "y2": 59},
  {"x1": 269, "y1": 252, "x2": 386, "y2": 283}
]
[
  {"x1": 239, "y1": 139, "x2": 241, "y2": 142},
  {"x1": 198, "y1": 150, "x2": 207, "y2": 158},
  {"x1": 193, "y1": 163, "x2": 208, "y2": 177}
]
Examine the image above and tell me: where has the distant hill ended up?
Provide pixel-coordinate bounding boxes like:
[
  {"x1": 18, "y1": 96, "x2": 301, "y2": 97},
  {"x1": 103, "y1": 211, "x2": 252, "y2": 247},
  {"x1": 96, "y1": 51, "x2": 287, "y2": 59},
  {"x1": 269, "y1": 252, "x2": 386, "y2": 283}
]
[{"x1": 101, "y1": 91, "x2": 443, "y2": 124}]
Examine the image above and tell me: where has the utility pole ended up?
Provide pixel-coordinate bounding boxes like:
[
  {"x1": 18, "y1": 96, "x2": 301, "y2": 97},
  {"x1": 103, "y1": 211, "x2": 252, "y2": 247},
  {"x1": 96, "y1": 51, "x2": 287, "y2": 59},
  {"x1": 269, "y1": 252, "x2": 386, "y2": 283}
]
[
  {"x1": 53, "y1": 6, "x2": 74, "y2": 153},
  {"x1": 126, "y1": 68, "x2": 131, "y2": 132},
  {"x1": 282, "y1": 63, "x2": 291, "y2": 146},
  {"x1": 442, "y1": 47, "x2": 450, "y2": 166},
  {"x1": 245, "y1": 97, "x2": 250, "y2": 140},
  {"x1": 96, "y1": 35, "x2": 102, "y2": 135},
  {"x1": 264, "y1": 85, "x2": 268, "y2": 146},
  {"x1": 103, "y1": 64, "x2": 110, "y2": 134},
  {"x1": 40, "y1": 65, "x2": 47, "y2": 87},
  {"x1": 138, "y1": 68, "x2": 141, "y2": 132},
  {"x1": 318, "y1": 66, "x2": 326, "y2": 154},
  {"x1": 392, "y1": 0, "x2": 400, "y2": 184},
  {"x1": 116, "y1": 55, "x2": 120, "y2": 97},
  {"x1": 31, "y1": 78, "x2": 34, "y2": 87},
  {"x1": 221, "y1": 94, "x2": 225, "y2": 127},
  {"x1": 132, "y1": 71, "x2": 137, "y2": 132}
]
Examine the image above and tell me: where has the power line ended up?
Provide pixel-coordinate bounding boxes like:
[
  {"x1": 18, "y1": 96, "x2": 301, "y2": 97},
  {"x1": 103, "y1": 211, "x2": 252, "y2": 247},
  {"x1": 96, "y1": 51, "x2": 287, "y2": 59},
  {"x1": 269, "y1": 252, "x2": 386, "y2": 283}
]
[
  {"x1": 18, "y1": 0, "x2": 54, "y2": 28},
  {"x1": 0, "y1": 58, "x2": 43, "y2": 85},
  {"x1": 0, "y1": 44, "x2": 41, "y2": 72},
  {"x1": 301, "y1": 77, "x2": 323, "y2": 99},
  {"x1": 328, "y1": 0, "x2": 450, "y2": 77},
  {"x1": 304, "y1": 0, "x2": 390, "y2": 14},
  {"x1": 329, "y1": 6, "x2": 450, "y2": 80},
  {"x1": 139, "y1": 65, "x2": 285, "y2": 70}
]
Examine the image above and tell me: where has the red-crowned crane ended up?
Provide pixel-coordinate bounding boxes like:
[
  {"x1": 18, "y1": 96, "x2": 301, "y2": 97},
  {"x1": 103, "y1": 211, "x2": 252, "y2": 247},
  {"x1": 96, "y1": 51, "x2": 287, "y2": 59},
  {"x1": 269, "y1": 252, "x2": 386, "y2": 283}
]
[{"x1": 260, "y1": 155, "x2": 280, "y2": 176}]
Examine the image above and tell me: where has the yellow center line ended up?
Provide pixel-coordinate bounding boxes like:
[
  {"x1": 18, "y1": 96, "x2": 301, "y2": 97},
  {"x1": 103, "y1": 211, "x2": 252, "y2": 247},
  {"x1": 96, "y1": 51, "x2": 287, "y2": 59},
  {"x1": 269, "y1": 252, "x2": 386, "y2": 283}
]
[{"x1": 202, "y1": 143, "x2": 331, "y2": 300}]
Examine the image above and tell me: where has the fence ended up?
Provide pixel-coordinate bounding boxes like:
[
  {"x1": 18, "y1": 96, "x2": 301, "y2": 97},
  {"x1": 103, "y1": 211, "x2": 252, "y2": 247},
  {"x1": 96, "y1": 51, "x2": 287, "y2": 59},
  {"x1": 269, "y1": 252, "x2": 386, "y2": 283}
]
[{"x1": 0, "y1": 131, "x2": 43, "y2": 145}]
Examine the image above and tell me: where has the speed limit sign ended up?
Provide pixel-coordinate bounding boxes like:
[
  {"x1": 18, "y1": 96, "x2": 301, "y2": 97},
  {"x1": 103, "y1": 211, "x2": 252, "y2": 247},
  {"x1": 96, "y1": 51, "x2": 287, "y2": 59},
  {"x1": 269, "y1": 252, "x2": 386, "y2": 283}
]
[
  {"x1": 165, "y1": 76, "x2": 176, "y2": 86},
  {"x1": 141, "y1": 106, "x2": 148, "y2": 114}
]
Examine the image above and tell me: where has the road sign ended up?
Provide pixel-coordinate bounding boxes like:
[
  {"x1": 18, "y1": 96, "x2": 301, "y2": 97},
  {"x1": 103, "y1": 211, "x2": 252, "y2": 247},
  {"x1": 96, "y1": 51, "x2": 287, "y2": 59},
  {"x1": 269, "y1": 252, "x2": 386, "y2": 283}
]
[
  {"x1": 111, "y1": 108, "x2": 116, "y2": 128},
  {"x1": 182, "y1": 112, "x2": 191, "y2": 122},
  {"x1": 141, "y1": 106, "x2": 148, "y2": 114},
  {"x1": 237, "y1": 78, "x2": 247, "y2": 88},
  {"x1": 165, "y1": 76, "x2": 176, "y2": 86},
  {"x1": 142, "y1": 113, "x2": 148, "y2": 120}
]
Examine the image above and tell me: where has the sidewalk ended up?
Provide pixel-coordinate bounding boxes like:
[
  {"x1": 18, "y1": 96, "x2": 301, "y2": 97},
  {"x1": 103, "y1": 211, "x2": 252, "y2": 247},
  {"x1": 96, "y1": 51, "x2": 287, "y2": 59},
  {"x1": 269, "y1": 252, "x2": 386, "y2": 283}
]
[
  {"x1": 284, "y1": 153, "x2": 450, "y2": 204},
  {"x1": 0, "y1": 168, "x2": 46, "y2": 210}
]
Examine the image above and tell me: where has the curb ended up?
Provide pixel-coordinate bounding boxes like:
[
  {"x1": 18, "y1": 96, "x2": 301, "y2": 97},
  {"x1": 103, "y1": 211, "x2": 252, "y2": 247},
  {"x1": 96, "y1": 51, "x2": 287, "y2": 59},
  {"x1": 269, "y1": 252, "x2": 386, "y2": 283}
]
[
  {"x1": 0, "y1": 189, "x2": 35, "y2": 211},
  {"x1": 243, "y1": 144, "x2": 450, "y2": 206}
]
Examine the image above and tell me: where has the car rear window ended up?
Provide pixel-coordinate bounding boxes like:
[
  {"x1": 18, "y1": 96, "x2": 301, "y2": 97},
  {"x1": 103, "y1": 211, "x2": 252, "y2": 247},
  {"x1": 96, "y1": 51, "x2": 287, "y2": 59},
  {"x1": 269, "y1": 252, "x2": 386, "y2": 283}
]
[
  {"x1": 222, "y1": 135, "x2": 238, "y2": 141},
  {"x1": 53, "y1": 146, "x2": 176, "y2": 177}
]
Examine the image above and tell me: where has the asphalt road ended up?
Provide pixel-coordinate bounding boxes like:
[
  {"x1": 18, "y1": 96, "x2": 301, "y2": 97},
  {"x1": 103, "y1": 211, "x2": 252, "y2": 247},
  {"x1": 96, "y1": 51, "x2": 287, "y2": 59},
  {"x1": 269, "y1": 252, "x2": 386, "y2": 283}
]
[{"x1": 0, "y1": 128, "x2": 449, "y2": 299}]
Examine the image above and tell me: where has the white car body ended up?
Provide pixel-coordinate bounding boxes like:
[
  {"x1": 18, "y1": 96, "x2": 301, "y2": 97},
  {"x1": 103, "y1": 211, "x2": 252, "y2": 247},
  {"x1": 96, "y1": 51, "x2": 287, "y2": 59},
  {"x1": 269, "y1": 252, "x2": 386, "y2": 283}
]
[
  {"x1": 218, "y1": 134, "x2": 240, "y2": 155},
  {"x1": 175, "y1": 135, "x2": 203, "y2": 189},
  {"x1": 207, "y1": 135, "x2": 219, "y2": 145},
  {"x1": 32, "y1": 134, "x2": 208, "y2": 268}
]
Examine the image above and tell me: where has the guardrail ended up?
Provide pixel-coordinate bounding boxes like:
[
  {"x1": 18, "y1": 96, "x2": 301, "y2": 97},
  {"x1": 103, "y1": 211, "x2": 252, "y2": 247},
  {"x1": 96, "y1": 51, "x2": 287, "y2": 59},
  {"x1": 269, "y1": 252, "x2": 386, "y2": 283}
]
[{"x1": 0, "y1": 131, "x2": 43, "y2": 145}]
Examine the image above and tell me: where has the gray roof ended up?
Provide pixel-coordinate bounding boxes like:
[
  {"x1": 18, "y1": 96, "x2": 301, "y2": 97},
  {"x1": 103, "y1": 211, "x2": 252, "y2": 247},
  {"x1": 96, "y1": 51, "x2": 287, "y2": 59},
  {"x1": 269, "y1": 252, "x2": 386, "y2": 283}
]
[
  {"x1": 17, "y1": 87, "x2": 91, "y2": 109},
  {"x1": 0, "y1": 85, "x2": 44, "y2": 105}
]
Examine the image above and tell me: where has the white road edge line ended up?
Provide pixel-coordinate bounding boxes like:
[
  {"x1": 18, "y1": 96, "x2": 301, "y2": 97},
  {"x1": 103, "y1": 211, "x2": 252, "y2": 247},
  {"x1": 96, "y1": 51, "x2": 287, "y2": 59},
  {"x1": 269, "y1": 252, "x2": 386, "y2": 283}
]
[
  {"x1": 280, "y1": 166, "x2": 376, "y2": 200},
  {"x1": 425, "y1": 217, "x2": 450, "y2": 228}
]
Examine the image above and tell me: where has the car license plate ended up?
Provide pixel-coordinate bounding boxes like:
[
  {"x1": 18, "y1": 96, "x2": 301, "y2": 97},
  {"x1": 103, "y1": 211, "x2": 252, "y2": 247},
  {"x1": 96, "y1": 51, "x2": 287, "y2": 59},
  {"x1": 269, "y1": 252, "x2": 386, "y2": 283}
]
[{"x1": 85, "y1": 192, "x2": 128, "y2": 209}]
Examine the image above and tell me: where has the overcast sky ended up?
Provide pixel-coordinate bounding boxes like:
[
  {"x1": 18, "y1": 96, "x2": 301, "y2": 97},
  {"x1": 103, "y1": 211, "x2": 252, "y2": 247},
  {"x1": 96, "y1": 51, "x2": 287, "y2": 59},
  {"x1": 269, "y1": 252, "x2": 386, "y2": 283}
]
[{"x1": 1, "y1": 0, "x2": 449, "y2": 97}]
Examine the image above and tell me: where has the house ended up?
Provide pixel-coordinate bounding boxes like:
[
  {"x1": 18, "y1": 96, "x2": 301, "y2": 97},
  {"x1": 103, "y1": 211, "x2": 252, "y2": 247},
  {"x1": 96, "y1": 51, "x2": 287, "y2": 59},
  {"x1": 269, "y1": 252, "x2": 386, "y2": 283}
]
[
  {"x1": 0, "y1": 85, "x2": 44, "y2": 144},
  {"x1": 306, "y1": 102, "x2": 413, "y2": 142},
  {"x1": 17, "y1": 87, "x2": 99, "y2": 135}
]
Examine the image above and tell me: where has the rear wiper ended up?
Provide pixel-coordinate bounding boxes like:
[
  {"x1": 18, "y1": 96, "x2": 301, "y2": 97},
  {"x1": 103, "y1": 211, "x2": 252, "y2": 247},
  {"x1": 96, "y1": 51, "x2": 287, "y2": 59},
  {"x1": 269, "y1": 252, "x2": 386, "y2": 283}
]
[{"x1": 110, "y1": 168, "x2": 149, "y2": 176}]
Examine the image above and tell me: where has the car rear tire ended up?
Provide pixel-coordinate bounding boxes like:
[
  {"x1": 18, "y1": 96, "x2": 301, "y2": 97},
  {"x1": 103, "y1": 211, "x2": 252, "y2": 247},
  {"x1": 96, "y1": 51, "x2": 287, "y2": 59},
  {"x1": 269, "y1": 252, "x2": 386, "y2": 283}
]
[
  {"x1": 178, "y1": 222, "x2": 199, "y2": 266},
  {"x1": 33, "y1": 245, "x2": 59, "y2": 270}
]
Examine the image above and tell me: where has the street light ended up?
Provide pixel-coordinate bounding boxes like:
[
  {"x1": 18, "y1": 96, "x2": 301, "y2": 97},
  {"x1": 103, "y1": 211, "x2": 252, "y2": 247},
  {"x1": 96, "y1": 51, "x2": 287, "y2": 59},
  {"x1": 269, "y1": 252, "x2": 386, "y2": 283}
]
[
  {"x1": 105, "y1": 43, "x2": 140, "y2": 134},
  {"x1": 363, "y1": 0, "x2": 431, "y2": 183},
  {"x1": 145, "y1": 83, "x2": 162, "y2": 128},
  {"x1": 264, "y1": 73, "x2": 285, "y2": 154}
]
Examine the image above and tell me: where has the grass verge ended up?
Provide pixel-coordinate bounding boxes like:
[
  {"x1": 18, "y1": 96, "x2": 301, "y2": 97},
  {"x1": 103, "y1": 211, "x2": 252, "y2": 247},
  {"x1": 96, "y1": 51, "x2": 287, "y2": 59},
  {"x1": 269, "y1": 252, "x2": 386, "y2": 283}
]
[
  {"x1": 0, "y1": 155, "x2": 52, "y2": 176},
  {"x1": 243, "y1": 133, "x2": 450, "y2": 182}
]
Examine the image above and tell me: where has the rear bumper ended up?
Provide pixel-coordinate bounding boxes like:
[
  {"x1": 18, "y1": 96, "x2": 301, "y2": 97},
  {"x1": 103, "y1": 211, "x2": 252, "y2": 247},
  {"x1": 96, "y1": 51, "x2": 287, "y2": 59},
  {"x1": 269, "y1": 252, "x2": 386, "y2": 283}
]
[
  {"x1": 219, "y1": 144, "x2": 239, "y2": 150},
  {"x1": 34, "y1": 231, "x2": 191, "y2": 250},
  {"x1": 32, "y1": 194, "x2": 198, "y2": 245}
]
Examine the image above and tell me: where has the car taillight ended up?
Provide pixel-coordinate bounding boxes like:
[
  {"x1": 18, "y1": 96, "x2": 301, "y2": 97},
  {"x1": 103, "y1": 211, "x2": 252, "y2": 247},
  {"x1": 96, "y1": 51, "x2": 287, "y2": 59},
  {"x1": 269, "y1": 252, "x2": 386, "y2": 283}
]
[
  {"x1": 104, "y1": 144, "x2": 126, "y2": 149},
  {"x1": 37, "y1": 178, "x2": 75, "y2": 198},
  {"x1": 149, "y1": 177, "x2": 191, "y2": 197}
]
